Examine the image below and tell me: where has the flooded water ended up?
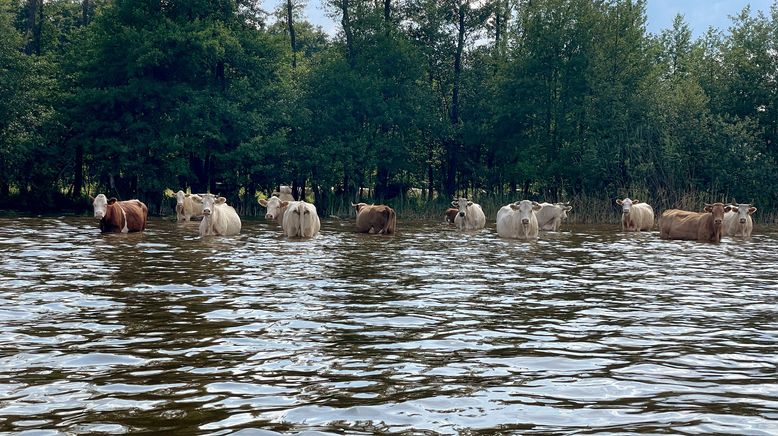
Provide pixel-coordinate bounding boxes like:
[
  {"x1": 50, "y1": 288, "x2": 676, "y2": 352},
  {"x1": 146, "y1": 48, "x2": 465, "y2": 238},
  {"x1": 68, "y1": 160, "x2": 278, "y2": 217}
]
[{"x1": 0, "y1": 216, "x2": 777, "y2": 435}]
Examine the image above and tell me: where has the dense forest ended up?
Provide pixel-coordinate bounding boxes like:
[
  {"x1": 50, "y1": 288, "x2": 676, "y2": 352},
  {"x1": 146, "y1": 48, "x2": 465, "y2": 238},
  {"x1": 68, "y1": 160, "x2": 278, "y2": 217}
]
[{"x1": 1, "y1": 0, "x2": 776, "y2": 221}]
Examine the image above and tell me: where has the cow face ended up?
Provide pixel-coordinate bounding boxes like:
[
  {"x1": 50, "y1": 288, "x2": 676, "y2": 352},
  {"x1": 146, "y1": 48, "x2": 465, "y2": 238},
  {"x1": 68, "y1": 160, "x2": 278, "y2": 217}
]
[
  {"x1": 175, "y1": 190, "x2": 186, "y2": 206},
  {"x1": 730, "y1": 203, "x2": 757, "y2": 224},
  {"x1": 452, "y1": 198, "x2": 473, "y2": 218},
  {"x1": 509, "y1": 200, "x2": 542, "y2": 225},
  {"x1": 351, "y1": 202, "x2": 368, "y2": 215},
  {"x1": 259, "y1": 196, "x2": 289, "y2": 220},
  {"x1": 199, "y1": 194, "x2": 226, "y2": 217},
  {"x1": 704, "y1": 203, "x2": 732, "y2": 226},
  {"x1": 279, "y1": 185, "x2": 293, "y2": 195},
  {"x1": 92, "y1": 194, "x2": 110, "y2": 220},
  {"x1": 555, "y1": 202, "x2": 572, "y2": 220},
  {"x1": 616, "y1": 198, "x2": 639, "y2": 215}
]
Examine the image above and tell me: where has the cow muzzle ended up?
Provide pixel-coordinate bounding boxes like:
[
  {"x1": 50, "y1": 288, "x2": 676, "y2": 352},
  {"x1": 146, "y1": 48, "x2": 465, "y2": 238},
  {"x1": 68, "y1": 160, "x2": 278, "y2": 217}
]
[
  {"x1": 203, "y1": 209, "x2": 211, "y2": 216},
  {"x1": 522, "y1": 219, "x2": 529, "y2": 225},
  {"x1": 94, "y1": 212, "x2": 104, "y2": 220},
  {"x1": 714, "y1": 219, "x2": 722, "y2": 225},
  {"x1": 458, "y1": 212, "x2": 465, "y2": 217},
  {"x1": 740, "y1": 218, "x2": 746, "y2": 224},
  {"x1": 265, "y1": 213, "x2": 274, "y2": 220}
]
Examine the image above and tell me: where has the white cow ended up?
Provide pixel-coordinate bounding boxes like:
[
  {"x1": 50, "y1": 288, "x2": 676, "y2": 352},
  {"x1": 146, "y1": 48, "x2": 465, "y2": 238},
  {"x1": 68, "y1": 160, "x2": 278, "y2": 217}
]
[
  {"x1": 616, "y1": 198, "x2": 654, "y2": 231},
  {"x1": 723, "y1": 203, "x2": 756, "y2": 238},
  {"x1": 535, "y1": 202, "x2": 572, "y2": 231},
  {"x1": 451, "y1": 197, "x2": 486, "y2": 230},
  {"x1": 496, "y1": 200, "x2": 542, "y2": 239},
  {"x1": 173, "y1": 190, "x2": 203, "y2": 222},
  {"x1": 259, "y1": 195, "x2": 289, "y2": 223},
  {"x1": 195, "y1": 194, "x2": 241, "y2": 236},
  {"x1": 275, "y1": 185, "x2": 295, "y2": 202},
  {"x1": 282, "y1": 201, "x2": 320, "y2": 238}
]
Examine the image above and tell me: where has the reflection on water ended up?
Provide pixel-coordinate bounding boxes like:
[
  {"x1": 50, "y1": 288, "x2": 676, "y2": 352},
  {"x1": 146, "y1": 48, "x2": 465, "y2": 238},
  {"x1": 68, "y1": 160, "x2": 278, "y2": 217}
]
[{"x1": 0, "y1": 216, "x2": 777, "y2": 434}]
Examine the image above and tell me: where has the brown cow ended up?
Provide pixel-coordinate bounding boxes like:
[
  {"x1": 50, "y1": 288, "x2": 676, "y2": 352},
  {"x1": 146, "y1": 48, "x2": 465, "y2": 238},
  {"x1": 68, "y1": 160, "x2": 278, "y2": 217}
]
[
  {"x1": 659, "y1": 203, "x2": 732, "y2": 242},
  {"x1": 352, "y1": 202, "x2": 397, "y2": 234},
  {"x1": 91, "y1": 194, "x2": 148, "y2": 233},
  {"x1": 445, "y1": 208, "x2": 459, "y2": 225}
]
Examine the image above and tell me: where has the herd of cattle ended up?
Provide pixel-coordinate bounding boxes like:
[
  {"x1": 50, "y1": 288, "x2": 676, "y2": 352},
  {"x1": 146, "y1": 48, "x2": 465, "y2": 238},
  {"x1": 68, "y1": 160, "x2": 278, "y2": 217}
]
[{"x1": 89, "y1": 186, "x2": 758, "y2": 242}]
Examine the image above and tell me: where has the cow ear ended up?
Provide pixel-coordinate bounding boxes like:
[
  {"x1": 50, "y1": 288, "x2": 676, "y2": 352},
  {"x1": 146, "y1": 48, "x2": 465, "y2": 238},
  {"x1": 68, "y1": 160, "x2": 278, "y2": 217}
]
[
  {"x1": 616, "y1": 199, "x2": 623, "y2": 205},
  {"x1": 216, "y1": 197, "x2": 227, "y2": 204},
  {"x1": 532, "y1": 203, "x2": 542, "y2": 211},
  {"x1": 748, "y1": 207, "x2": 757, "y2": 214},
  {"x1": 730, "y1": 206, "x2": 739, "y2": 212},
  {"x1": 259, "y1": 199, "x2": 268, "y2": 207},
  {"x1": 280, "y1": 201, "x2": 289, "y2": 208},
  {"x1": 191, "y1": 195, "x2": 202, "y2": 203},
  {"x1": 451, "y1": 201, "x2": 457, "y2": 207},
  {"x1": 704, "y1": 205, "x2": 712, "y2": 212},
  {"x1": 565, "y1": 206, "x2": 572, "y2": 211},
  {"x1": 108, "y1": 197, "x2": 118, "y2": 205},
  {"x1": 633, "y1": 200, "x2": 640, "y2": 204},
  {"x1": 467, "y1": 201, "x2": 473, "y2": 207},
  {"x1": 724, "y1": 205, "x2": 732, "y2": 212},
  {"x1": 509, "y1": 203, "x2": 520, "y2": 210}
]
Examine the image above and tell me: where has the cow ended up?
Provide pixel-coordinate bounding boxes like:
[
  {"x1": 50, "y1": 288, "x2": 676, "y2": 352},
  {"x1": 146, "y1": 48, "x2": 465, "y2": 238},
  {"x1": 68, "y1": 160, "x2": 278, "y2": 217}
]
[
  {"x1": 496, "y1": 200, "x2": 542, "y2": 239},
  {"x1": 352, "y1": 202, "x2": 396, "y2": 234},
  {"x1": 194, "y1": 194, "x2": 241, "y2": 236},
  {"x1": 282, "y1": 201, "x2": 320, "y2": 238},
  {"x1": 91, "y1": 194, "x2": 148, "y2": 233},
  {"x1": 659, "y1": 203, "x2": 732, "y2": 242},
  {"x1": 274, "y1": 185, "x2": 295, "y2": 202},
  {"x1": 616, "y1": 198, "x2": 654, "y2": 231},
  {"x1": 173, "y1": 190, "x2": 203, "y2": 222},
  {"x1": 535, "y1": 202, "x2": 572, "y2": 231},
  {"x1": 259, "y1": 195, "x2": 289, "y2": 223},
  {"x1": 723, "y1": 203, "x2": 757, "y2": 238},
  {"x1": 451, "y1": 197, "x2": 486, "y2": 230},
  {"x1": 445, "y1": 208, "x2": 459, "y2": 225}
]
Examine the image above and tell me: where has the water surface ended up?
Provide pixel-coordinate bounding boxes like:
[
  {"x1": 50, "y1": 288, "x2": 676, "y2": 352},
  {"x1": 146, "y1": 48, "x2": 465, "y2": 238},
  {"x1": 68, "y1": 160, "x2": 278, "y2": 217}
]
[{"x1": 0, "y1": 216, "x2": 776, "y2": 434}]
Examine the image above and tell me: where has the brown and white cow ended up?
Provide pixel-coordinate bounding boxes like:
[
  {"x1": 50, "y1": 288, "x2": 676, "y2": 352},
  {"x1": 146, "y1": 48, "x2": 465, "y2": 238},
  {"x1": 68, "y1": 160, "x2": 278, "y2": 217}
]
[
  {"x1": 659, "y1": 203, "x2": 732, "y2": 242},
  {"x1": 195, "y1": 194, "x2": 241, "y2": 236},
  {"x1": 496, "y1": 200, "x2": 542, "y2": 239},
  {"x1": 352, "y1": 202, "x2": 396, "y2": 234},
  {"x1": 444, "y1": 208, "x2": 459, "y2": 225},
  {"x1": 616, "y1": 198, "x2": 654, "y2": 231},
  {"x1": 723, "y1": 203, "x2": 756, "y2": 238},
  {"x1": 451, "y1": 197, "x2": 486, "y2": 230},
  {"x1": 535, "y1": 202, "x2": 572, "y2": 231},
  {"x1": 259, "y1": 196, "x2": 289, "y2": 223},
  {"x1": 282, "y1": 201, "x2": 320, "y2": 238},
  {"x1": 173, "y1": 190, "x2": 203, "y2": 222},
  {"x1": 91, "y1": 194, "x2": 148, "y2": 233}
]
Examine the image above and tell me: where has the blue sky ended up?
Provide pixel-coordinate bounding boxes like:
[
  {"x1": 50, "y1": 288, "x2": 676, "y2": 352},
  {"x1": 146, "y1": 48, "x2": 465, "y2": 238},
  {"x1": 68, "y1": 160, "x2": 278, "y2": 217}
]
[{"x1": 266, "y1": 0, "x2": 775, "y2": 39}]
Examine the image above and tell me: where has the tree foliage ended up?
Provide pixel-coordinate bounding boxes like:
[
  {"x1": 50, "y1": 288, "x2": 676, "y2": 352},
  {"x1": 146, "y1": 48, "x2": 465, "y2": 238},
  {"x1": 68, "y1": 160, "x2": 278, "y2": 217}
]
[{"x1": 0, "y1": 0, "x2": 776, "y2": 218}]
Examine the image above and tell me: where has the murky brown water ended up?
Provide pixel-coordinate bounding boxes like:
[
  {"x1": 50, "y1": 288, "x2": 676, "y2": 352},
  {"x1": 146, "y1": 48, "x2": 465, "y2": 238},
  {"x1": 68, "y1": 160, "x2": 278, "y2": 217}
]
[{"x1": 1, "y1": 216, "x2": 777, "y2": 435}]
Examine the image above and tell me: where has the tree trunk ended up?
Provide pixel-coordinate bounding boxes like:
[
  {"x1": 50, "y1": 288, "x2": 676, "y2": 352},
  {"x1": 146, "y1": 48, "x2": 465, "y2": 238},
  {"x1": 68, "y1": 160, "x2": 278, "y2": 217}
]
[
  {"x1": 384, "y1": 0, "x2": 391, "y2": 23},
  {"x1": 73, "y1": 143, "x2": 84, "y2": 198},
  {"x1": 82, "y1": 0, "x2": 90, "y2": 25},
  {"x1": 341, "y1": 0, "x2": 354, "y2": 66},
  {"x1": 286, "y1": 0, "x2": 297, "y2": 69}
]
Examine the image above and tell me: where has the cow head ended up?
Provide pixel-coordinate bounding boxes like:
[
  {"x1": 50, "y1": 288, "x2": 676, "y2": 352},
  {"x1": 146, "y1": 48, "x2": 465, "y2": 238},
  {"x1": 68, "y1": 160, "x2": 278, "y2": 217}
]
[
  {"x1": 279, "y1": 185, "x2": 293, "y2": 195},
  {"x1": 616, "y1": 198, "x2": 639, "y2": 215},
  {"x1": 351, "y1": 202, "x2": 368, "y2": 215},
  {"x1": 555, "y1": 202, "x2": 572, "y2": 220},
  {"x1": 199, "y1": 194, "x2": 226, "y2": 217},
  {"x1": 174, "y1": 190, "x2": 186, "y2": 206},
  {"x1": 286, "y1": 201, "x2": 313, "y2": 236},
  {"x1": 704, "y1": 202, "x2": 731, "y2": 226},
  {"x1": 91, "y1": 194, "x2": 112, "y2": 220},
  {"x1": 259, "y1": 195, "x2": 289, "y2": 220},
  {"x1": 730, "y1": 203, "x2": 757, "y2": 224},
  {"x1": 451, "y1": 198, "x2": 473, "y2": 218},
  {"x1": 509, "y1": 200, "x2": 541, "y2": 226}
]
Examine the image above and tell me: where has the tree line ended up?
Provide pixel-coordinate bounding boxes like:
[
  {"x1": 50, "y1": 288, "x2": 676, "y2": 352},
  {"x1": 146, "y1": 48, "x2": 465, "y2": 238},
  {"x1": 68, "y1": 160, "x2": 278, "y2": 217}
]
[{"x1": 1, "y1": 0, "x2": 776, "y2": 221}]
